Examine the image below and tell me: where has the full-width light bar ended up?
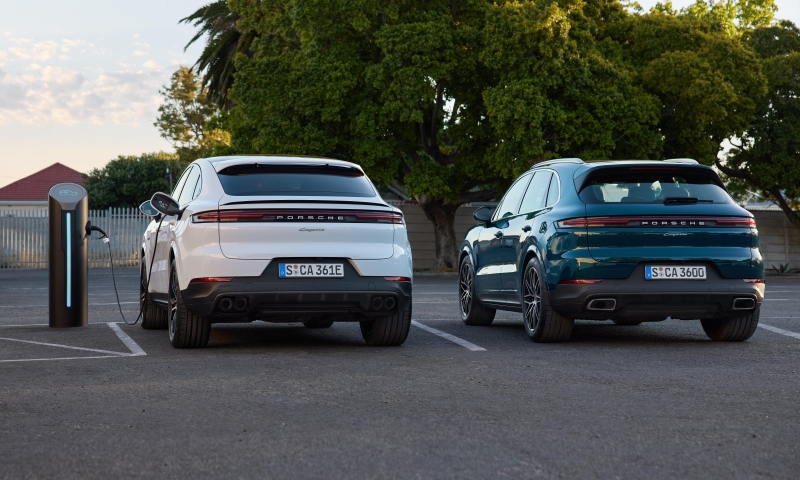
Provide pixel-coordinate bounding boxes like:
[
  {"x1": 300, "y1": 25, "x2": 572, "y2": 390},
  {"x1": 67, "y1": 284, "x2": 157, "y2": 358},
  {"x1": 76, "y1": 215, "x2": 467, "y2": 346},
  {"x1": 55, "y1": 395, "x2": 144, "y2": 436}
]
[
  {"x1": 557, "y1": 216, "x2": 756, "y2": 228},
  {"x1": 192, "y1": 210, "x2": 403, "y2": 224}
]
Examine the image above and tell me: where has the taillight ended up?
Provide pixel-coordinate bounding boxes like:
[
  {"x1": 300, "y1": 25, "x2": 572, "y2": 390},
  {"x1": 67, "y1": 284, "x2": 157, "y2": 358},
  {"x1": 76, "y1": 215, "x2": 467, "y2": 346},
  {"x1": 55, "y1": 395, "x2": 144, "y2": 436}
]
[
  {"x1": 557, "y1": 216, "x2": 756, "y2": 228},
  {"x1": 743, "y1": 279, "x2": 765, "y2": 283},
  {"x1": 192, "y1": 210, "x2": 402, "y2": 224},
  {"x1": 189, "y1": 277, "x2": 234, "y2": 284},
  {"x1": 384, "y1": 276, "x2": 412, "y2": 282},
  {"x1": 558, "y1": 279, "x2": 603, "y2": 284},
  {"x1": 192, "y1": 211, "x2": 220, "y2": 223}
]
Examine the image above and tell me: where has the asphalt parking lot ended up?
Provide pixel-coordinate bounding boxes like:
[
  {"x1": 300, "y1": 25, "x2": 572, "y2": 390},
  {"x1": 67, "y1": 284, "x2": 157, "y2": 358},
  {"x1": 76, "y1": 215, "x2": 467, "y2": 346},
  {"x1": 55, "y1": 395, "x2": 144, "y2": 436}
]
[{"x1": 1, "y1": 268, "x2": 799, "y2": 479}]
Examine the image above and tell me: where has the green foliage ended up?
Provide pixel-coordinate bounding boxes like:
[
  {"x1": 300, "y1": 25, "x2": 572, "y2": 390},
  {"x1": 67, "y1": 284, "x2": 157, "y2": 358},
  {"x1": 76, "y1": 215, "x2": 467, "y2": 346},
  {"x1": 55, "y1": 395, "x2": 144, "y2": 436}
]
[
  {"x1": 155, "y1": 66, "x2": 231, "y2": 162},
  {"x1": 83, "y1": 153, "x2": 188, "y2": 209},
  {"x1": 650, "y1": 1, "x2": 777, "y2": 34},
  {"x1": 607, "y1": 11, "x2": 767, "y2": 164},
  {"x1": 180, "y1": 1, "x2": 257, "y2": 109},
  {"x1": 481, "y1": 0, "x2": 662, "y2": 171},
  {"x1": 721, "y1": 21, "x2": 800, "y2": 224},
  {"x1": 226, "y1": 0, "x2": 499, "y2": 207}
]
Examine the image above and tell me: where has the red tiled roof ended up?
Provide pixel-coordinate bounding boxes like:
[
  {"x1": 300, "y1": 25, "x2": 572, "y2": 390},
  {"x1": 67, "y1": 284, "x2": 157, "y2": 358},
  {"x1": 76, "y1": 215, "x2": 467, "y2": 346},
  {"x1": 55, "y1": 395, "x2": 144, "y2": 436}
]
[{"x1": 0, "y1": 163, "x2": 84, "y2": 202}]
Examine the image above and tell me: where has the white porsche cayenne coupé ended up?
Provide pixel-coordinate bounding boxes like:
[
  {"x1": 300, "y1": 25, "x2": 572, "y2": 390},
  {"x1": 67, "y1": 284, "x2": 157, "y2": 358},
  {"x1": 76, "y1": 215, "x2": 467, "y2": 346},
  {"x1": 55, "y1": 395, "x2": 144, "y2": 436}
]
[{"x1": 138, "y1": 156, "x2": 413, "y2": 348}]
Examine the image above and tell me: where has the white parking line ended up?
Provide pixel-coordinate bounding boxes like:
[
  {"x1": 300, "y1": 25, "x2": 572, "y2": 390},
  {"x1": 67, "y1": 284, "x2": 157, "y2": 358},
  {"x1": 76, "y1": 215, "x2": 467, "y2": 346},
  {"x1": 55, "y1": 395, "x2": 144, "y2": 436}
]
[
  {"x1": 108, "y1": 322, "x2": 146, "y2": 356},
  {"x1": 758, "y1": 323, "x2": 800, "y2": 340},
  {"x1": 763, "y1": 299, "x2": 790, "y2": 301},
  {"x1": 0, "y1": 322, "x2": 147, "y2": 362},
  {"x1": 411, "y1": 320, "x2": 486, "y2": 351},
  {"x1": 0, "y1": 355, "x2": 134, "y2": 363},
  {"x1": 0, "y1": 337, "x2": 129, "y2": 356},
  {"x1": 413, "y1": 301, "x2": 458, "y2": 304}
]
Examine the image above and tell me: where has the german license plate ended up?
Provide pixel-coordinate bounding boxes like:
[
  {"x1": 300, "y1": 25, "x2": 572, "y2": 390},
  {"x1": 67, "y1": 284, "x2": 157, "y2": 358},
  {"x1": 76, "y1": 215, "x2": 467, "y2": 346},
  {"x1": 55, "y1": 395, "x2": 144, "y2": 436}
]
[
  {"x1": 279, "y1": 263, "x2": 344, "y2": 278},
  {"x1": 645, "y1": 265, "x2": 706, "y2": 280}
]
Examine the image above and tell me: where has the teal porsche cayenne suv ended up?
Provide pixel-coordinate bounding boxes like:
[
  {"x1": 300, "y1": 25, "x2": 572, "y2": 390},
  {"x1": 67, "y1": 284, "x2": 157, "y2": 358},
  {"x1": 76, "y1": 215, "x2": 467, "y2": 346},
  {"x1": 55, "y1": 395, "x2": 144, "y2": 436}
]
[{"x1": 459, "y1": 158, "x2": 764, "y2": 343}]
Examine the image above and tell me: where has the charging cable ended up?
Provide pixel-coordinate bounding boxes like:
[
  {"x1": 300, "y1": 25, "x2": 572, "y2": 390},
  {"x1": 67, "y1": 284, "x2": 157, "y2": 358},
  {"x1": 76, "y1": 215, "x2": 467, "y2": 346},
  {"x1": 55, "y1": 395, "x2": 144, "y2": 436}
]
[{"x1": 86, "y1": 216, "x2": 165, "y2": 326}]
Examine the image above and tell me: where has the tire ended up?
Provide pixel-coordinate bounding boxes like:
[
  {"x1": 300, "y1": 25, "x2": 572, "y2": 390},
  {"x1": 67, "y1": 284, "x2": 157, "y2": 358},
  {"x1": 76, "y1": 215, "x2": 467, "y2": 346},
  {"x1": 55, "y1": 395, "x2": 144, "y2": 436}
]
[
  {"x1": 459, "y1": 254, "x2": 496, "y2": 326},
  {"x1": 701, "y1": 305, "x2": 760, "y2": 342},
  {"x1": 140, "y1": 255, "x2": 167, "y2": 330},
  {"x1": 168, "y1": 258, "x2": 211, "y2": 348},
  {"x1": 522, "y1": 257, "x2": 574, "y2": 343},
  {"x1": 303, "y1": 317, "x2": 334, "y2": 329},
  {"x1": 360, "y1": 302, "x2": 411, "y2": 346},
  {"x1": 613, "y1": 319, "x2": 642, "y2": 326}
]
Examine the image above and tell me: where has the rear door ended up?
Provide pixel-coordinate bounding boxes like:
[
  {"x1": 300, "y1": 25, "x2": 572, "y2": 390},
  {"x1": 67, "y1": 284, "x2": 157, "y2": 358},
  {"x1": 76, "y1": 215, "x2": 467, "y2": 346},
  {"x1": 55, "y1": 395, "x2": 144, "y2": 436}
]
[
  {"x1": 209, "y1": 163, "x2": 397, "y2": 260},
  {"x1": 501, "y1": 170, "x2": 553, "y2": 298},
  {"x1": 576, "y1": 165, "x2": 757, "y2": 278},
  {"x1": 475, "y1": 173, "x2": 531, "y2": 304}
]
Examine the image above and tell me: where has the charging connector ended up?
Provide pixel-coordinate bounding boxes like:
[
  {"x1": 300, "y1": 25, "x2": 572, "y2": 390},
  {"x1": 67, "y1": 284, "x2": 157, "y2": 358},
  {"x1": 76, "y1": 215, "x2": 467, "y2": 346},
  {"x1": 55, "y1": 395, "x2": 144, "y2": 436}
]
[{"x1": 88, "y1": 217, "x2": 165, "y2": 326}]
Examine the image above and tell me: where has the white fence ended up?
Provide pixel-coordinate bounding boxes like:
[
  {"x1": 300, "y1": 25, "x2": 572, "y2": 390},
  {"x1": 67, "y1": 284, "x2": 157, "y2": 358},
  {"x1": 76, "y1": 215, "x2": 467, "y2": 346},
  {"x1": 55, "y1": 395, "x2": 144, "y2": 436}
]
[{"x1": 0, "y1": 208, "x2": 150, "y2": 268}]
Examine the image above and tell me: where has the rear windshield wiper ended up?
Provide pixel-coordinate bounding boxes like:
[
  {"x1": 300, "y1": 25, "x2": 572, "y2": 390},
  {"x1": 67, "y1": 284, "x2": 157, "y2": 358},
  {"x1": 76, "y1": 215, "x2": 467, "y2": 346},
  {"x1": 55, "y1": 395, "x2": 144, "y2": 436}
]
[{"x1": 663, "y1": 197, "x2": 713, "y2": 204}]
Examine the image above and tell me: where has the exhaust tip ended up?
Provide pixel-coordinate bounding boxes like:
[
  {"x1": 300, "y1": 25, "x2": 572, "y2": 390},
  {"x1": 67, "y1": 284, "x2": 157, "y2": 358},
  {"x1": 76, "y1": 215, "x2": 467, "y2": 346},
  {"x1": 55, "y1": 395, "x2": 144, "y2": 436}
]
[
  {"x1": 732, "y1": 298, "x2": 755, "y2": 310},
  {"x1": 371, "y1": 297, "x2": 384, "y2": 310},
  {"x1": 219, "y1": 297, "x2": 233, "y2": 312},
  {"x1": 384, "y1": 297, "x2": 396, "y2": 310},
  {"x1": 234, "y1": 297, "x2": 248, "y2": 312},
  {"x1": 587, "y1": 298, "x2": 616, "y2": 311}
]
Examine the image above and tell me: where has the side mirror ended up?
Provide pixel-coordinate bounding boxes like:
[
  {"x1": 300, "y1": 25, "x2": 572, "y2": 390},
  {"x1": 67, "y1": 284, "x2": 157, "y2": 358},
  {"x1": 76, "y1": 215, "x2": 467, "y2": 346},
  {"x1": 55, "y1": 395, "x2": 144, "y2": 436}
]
[
  {"x1": 139, "y1": 200, "x2": 160, "y2": 217},
  {"x1": 473, "y1": 207, "x2": 493, "y2": 225},
  {"x1": 149, "y1": 192, "x2": 183, "y2": 217}
]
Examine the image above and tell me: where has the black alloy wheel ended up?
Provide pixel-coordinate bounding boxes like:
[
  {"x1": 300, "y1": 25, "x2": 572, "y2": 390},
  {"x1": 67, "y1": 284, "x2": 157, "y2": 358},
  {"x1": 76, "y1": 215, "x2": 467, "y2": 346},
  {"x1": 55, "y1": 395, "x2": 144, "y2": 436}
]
[
  {"x1": 140, "y1": 255, "x2": 166, "y2": 330},
  {"x1": 168, "y1": 265, "x2": 179, "y2": 343},
  {"x1": 167, "y1": 259, "x2": 211, "y2": 348},
  {"x1": 460, "y1": 261, "x2": 473, "y2": 317},
  {"x1": 522, "y1": 263, "x2": 542, "y2": 334},
  {"x1": 459, "y1": 254, "x2": 495, "y2": 326},
  {"x1": 521, "y1": 257, "x2": 573, "y2": 343}
]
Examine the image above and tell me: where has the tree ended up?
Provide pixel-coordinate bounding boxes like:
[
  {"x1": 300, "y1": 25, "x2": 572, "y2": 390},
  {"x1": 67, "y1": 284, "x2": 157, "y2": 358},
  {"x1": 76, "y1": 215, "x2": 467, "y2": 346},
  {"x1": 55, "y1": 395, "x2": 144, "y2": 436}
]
[
  {"x1": 83, "y1": 153, "x2": 188, "y2": 209},
  {"x1": 180, "y1": 1, "x2": 257, "y2": 109},
  {"x1": 649, "y1": 0, "x2": 777, "y2": 34},
  {"x1": 481, "y1": 0, "x2": 663, "y2": 167},
  {"x1": 720, "y1": 21, "x2": 800, "y2": 225},
  {"x1": 225, "y1": 0, "x2": 664, "y2": 269},
  {"x1": 154, "y1": 66, "x2": 231, "y2": 162},
  {"x1": 225, "y1": 0, "x2": 494, "y2": 269},
  {"x1": 606, "y1": 11, "x2": 767, "y2": 164}
]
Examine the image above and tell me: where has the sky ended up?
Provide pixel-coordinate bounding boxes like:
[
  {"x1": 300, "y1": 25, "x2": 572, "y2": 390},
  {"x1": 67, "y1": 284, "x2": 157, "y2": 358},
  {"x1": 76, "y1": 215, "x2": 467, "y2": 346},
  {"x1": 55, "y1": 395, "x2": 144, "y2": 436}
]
[{"x1": 0, "y1": 1, "x2": 798, "y2": 189}]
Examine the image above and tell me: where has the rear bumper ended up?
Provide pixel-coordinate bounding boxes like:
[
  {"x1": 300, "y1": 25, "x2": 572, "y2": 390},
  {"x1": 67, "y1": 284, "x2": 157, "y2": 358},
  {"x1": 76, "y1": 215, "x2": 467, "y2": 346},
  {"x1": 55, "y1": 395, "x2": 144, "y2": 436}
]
[
  {"x1": 180, "y1": 259, "x2": 412, "y2": 322},
  {"x1": 550, "y1": 264, "x2": 764, "y2": 320}
]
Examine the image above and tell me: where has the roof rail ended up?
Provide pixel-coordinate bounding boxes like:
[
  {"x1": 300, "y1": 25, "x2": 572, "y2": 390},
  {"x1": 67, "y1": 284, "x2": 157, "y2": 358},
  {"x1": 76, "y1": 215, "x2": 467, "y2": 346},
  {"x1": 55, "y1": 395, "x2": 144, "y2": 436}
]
[
  {"x1": 664, "y1": 158, "x2": 699, "y2": 165},
  {"x1": 534, "y1": 158, "x2": 584, "y2": 168}
]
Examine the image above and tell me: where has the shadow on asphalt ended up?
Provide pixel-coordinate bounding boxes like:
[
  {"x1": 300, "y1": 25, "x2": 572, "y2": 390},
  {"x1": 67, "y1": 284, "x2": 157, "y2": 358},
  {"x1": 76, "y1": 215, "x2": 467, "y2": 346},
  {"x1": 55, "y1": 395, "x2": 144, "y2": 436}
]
[
  {"x1": 484, "y1": 320, "x2": 714, "y2": 345},
  {"x1": 201, "y1": 322, "x2": 367, "y2": 350}
]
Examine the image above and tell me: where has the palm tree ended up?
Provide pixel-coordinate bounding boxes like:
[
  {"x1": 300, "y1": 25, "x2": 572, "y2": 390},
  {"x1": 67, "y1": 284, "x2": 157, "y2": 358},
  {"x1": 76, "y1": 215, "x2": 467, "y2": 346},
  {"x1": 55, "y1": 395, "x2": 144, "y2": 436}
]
[{"x1": 180, "y1": 1, "x2": 256, "y2": 109}]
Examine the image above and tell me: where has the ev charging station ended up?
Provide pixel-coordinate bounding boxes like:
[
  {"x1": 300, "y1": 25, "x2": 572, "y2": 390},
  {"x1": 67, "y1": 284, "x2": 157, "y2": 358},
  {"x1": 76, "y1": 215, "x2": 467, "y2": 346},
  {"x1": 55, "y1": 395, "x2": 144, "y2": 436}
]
[{"x1": 48, "y1": 183, "x2": 89, "y2": 328}]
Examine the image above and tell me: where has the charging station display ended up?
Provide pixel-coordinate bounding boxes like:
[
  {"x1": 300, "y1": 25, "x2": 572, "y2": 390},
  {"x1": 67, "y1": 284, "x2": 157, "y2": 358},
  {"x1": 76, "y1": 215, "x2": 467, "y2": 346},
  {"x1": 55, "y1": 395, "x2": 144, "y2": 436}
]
[{"x1": 48, "y1": 183, "x2": 89, "y2": 328}]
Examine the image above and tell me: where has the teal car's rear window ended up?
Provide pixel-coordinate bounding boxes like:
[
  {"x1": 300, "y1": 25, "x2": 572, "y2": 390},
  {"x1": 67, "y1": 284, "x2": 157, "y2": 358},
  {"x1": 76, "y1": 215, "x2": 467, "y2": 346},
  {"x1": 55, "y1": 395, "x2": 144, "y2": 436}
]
[{"x1": 579, "y1": 172, "x2": 732, "y2": 204}]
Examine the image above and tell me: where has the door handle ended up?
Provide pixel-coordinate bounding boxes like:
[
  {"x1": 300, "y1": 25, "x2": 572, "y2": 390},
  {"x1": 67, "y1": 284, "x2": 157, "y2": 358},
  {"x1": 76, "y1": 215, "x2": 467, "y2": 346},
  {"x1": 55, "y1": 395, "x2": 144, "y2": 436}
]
[
  {"x1": 494, "y1": 231, "x2": 503, "y2": 238},
  {"x1": 522, "y1": 225, "x2": 532, "y2": 233}
]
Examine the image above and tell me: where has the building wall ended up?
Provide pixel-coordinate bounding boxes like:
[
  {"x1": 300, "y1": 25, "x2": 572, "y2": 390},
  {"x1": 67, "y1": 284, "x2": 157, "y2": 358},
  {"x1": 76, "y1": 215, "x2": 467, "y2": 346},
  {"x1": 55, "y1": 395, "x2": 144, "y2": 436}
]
[
  {"x1": 751, "y1": 211, "x2": 800, "y2": 272},
  {"x1": 394, "y1": 203, "x2": 800, "y2": 272}
]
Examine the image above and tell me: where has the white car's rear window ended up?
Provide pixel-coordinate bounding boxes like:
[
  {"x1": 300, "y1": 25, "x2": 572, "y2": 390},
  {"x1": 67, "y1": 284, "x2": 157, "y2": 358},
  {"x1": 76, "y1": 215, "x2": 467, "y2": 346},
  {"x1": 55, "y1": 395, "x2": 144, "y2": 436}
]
[{"x1": 217, "y1": 164, "x2": 377, "y2": 197}]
